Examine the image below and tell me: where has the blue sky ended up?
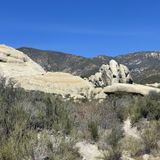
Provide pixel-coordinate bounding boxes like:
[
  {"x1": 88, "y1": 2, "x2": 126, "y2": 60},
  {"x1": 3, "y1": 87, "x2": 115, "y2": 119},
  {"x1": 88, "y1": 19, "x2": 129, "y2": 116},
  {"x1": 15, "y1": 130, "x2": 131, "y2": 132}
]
[{"x1": 1, "y1": 0, "x2": 160, "y2": 57}]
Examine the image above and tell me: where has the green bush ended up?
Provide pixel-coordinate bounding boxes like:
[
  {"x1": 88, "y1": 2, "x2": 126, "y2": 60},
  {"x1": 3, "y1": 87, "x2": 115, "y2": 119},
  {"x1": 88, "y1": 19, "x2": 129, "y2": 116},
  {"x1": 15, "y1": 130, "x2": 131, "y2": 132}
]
[
  {"x1": 88, "y1": 121, "x2": 99, "y2": 141},
  {"x1": 102, "y1": 148, "x2": 121, "y2": 160},
  {"x1": 0, "y1": 126, "x2": 37, "y2": 160},
  {"x1": 49, "y1": 139, "x2": 81, "y2": 160},
  {"x1": 0, "y1": 79, "x2": 75, "y2": 159},
  {"x1": 102, "y1": 125, "x2": 123, "y2": 160},
  {"x1": 107, "y1": 126, "x2": 123, "y2": 149},
  {"x1": 35, "y1": 133, "x2": 81, "y2": 160},
  {"x1": 120, "y1": 137, "x2": 144, "y2": 157},
  {"x1": 129, "y1": 97, "x2": 160, "y2": 124},
  {"x1": 141, "y1": 120, "x2": 160, "y2": 154}
]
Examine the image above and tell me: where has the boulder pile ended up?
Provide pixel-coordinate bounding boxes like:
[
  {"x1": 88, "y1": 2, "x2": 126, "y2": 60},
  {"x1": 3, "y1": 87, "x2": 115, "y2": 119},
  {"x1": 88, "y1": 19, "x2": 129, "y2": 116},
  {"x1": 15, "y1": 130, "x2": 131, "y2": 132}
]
[{"x1": 89, "y1": 59, "x2": 133, "y2": 87}]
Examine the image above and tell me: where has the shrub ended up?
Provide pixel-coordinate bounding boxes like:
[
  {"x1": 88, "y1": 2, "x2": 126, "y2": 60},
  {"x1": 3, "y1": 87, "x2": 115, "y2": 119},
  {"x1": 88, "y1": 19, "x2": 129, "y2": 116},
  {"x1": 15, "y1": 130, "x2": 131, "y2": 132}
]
[
  {"x1": 88, "y1": 121, "x2": 99, "y2": 141},
  {"x1": 107, "y1": 126, "x2": 123, "y2": 149},
  {"x1": 141, "y1": 120, "x2": 160, "y2": 154},
  {"x1": 102, "y1": 125, "x2": 123, "y2": 160},
  {"x1": 129, "y1": 97, "x2": 160, "y2": 124},
  {"x1": 120, "y1": 137, "x2": 144, "y2": 157},
  {"x1": 102, "y1": 148, "x2": 121, "y2": 160},
  {"x1": 47, "y1": 137, "x2": 81, "y2": 160},
  {"x1": 0, "y1": 127, "x2": 37, "y2": 160},
  {"x1": 64, "y1": 118, "x2": 72, "y2": 135},
  {"x1": 0, "y1": 79, "x2": 75, "y2": 159}
]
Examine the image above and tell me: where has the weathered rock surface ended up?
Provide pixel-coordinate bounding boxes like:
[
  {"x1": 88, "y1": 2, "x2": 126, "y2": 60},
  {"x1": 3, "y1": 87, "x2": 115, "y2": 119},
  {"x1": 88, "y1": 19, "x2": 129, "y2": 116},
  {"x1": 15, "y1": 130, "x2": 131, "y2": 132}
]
[
  {"x1": 103, "y1": 83, "x2": 160, "y2": 96},
  {"x1": 89, "y1": 59, "x2": 133, "y2": 87},
  {"x1": 0, "y1": 45, "x2": 45, "y2": 78},
  {"x1": 146, "y1": 83, "x2": 160, "y2": 88},
  {"x1": 14, "y1": 72, "x2": 95, "y2": 100},
  {"x1": 0, "y1": 45, "x2": 96, "y2": 100},
  {"x1": 142, "y1": 155, "x2": 160, "y2": 160},
  {"x1": 76, "y1": 141, "x2": 104, "y2": 160},
  {"x1": 1, "y1": 45, "x2": 160, "y2": 100}
]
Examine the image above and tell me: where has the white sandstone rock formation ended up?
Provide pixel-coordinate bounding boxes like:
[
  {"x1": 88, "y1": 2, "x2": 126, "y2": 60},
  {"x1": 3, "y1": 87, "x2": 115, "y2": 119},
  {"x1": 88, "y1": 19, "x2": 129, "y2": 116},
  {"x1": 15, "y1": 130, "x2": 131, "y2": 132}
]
[
  {"x1": 14, "y1": 72, "x2": 95, "y2": 100},
  {"x1": 0, "y1": 45, "x2": 45, "y2": 78},
  {"x1": 146, "y1": 83, "x2": 160, "y2": 88},
  {"x1": 89, "y1": 59, "x2": 133, "y2": 87},
  {"x1": 0, "y1": 45, "x2": 96, "y2": 100},
  {"x1": 1, "y1": 44, "x2": 160, "y2": 100},
  {"x1": 76, "y1": 141, "x2": 104, "y2": 160},
  {"x1": 142, "y1": 155, "x2": 160, "y2": 160},
  {"x1": 103, "y1": 83, "x2": 160, "y2": 96}
]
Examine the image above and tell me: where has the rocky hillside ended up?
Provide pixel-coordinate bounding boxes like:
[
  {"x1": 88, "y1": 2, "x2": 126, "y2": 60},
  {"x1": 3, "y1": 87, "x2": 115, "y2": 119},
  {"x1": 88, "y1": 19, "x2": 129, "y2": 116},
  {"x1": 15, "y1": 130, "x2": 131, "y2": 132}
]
[
  {"x1": 115, "y1": 51, "x2": 160, "y2": 84},
  {"x1": 18, "y1": 47, "x2": 111, "y2": 77},
  {"x1": 18, "y1": 47, "x2": 160, "y2": 84}
]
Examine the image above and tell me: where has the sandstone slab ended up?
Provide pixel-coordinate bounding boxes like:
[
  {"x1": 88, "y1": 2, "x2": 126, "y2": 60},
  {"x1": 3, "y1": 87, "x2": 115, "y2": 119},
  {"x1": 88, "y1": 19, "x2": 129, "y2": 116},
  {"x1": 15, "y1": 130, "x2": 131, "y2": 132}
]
[
  {"x1": 14, "y1": 72, "x2": 94, "y2": 100},
  {"x1": 0, "y1": 45, "x2": 95, "y2": 100},
  {"x1": 103, "y1": 83, "x2": 160, "y2": 96}
]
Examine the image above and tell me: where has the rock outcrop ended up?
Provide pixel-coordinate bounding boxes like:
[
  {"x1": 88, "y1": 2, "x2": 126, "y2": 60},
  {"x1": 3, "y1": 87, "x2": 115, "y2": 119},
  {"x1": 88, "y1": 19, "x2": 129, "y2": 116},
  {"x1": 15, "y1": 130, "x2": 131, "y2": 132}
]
[
  {"x1": 76, "y1": 141, "x2": 104, "y2": 160},
  {"x1": 14, "y1": 72, "x2": 95, "y2": 100},
  {"x1": 0, "y1": 45, "x2": 97, "y2": 100},
  {"x1": 146, "y1": 83, "x2": 160, "y2": 88},
  {"x1": 1, "y1": 45, "x2": 160, "y2": 100},
  {"x1": 0, "y1": 45, "x2": 45, "y2": 78},
  {"x1": 89, "y1": 60, "x2": 133, "y2": 87},
  {"x1": 103, "y1": 83, "x2": 160, "y2": 96}
]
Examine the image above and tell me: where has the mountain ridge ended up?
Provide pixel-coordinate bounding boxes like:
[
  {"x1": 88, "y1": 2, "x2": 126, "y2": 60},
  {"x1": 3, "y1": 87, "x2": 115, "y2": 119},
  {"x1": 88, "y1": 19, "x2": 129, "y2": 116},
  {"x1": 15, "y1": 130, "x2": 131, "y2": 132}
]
[{"x1": 18, "y1": 47, "x2": 160, "y2": 84}]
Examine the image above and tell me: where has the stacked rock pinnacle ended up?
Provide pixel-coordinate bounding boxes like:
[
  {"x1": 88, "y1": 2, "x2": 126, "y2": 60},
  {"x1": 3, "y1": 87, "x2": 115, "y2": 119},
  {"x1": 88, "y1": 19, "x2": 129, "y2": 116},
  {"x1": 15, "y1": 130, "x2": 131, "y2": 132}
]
[{"x1": 89, "y1": 59, "x2": 133, "y2": 87}]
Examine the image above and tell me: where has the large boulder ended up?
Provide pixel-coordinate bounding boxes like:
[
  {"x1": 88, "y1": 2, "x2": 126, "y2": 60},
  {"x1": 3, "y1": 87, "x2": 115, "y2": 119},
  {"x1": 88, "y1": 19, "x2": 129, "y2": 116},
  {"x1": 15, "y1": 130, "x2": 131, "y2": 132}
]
[
  {"x1": 0, "y1": 45, "x2": 45, "y2": 78},
  {"x1": 89, "y1": 59, "x2": 133, "y2": 87},
  {"x1": 103, "y1": 83, "x2": 160, "y2": 96},
  {"x1": 76, "y1": 141, "x2": 104, "y2": 160},
  {"x1": 0, "y1": 45, "x2": 96, "y2": 100}
]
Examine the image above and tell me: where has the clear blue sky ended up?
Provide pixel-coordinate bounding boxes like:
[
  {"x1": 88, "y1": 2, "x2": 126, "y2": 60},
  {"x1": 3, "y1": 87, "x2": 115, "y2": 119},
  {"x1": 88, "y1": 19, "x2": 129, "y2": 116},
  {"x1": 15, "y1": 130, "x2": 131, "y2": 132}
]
[{"x1": 1, "y1": 0, "x2": 160, "y2": 57}]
